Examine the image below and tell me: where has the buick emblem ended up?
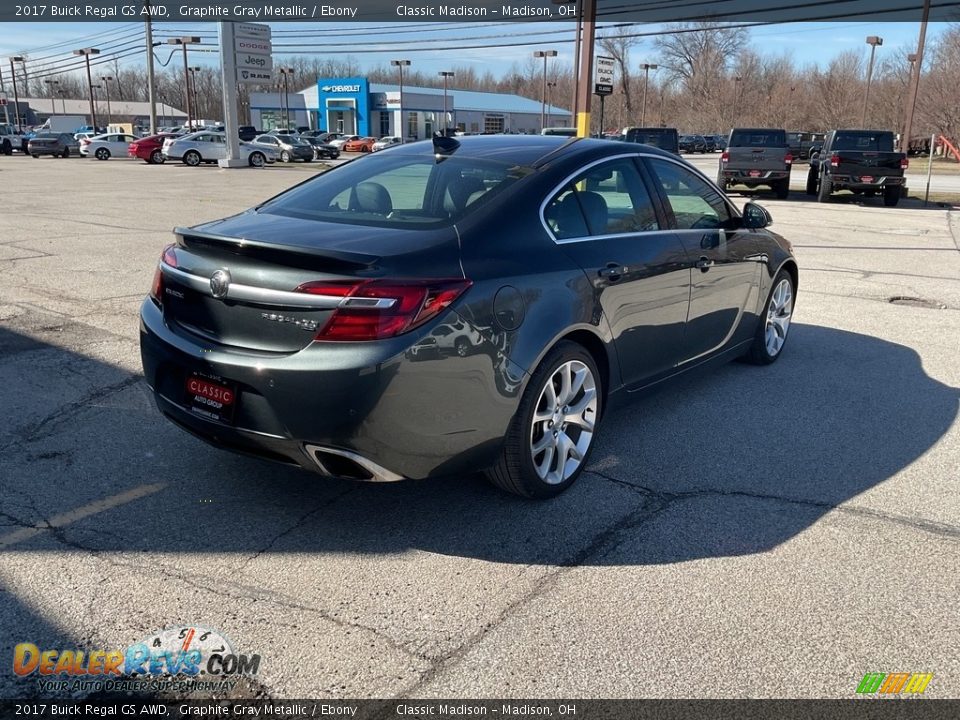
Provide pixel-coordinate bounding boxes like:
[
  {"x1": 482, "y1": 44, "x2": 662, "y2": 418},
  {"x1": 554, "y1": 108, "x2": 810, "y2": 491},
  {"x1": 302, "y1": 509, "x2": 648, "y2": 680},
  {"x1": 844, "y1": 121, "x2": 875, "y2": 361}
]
[{"x1": 210, "y1": 270, "x2": 231, "y2": 299}]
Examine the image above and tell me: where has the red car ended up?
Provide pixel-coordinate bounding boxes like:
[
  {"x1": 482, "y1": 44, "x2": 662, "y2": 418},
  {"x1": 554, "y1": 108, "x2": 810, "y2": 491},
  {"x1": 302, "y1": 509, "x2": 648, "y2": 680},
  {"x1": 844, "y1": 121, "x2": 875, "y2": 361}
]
[
  {"x1": 129, "y1": 133, "x2": 177, "y2": 164},
  {"x1": 342, "y1": 136, "x2": 377, "y2": 153}
]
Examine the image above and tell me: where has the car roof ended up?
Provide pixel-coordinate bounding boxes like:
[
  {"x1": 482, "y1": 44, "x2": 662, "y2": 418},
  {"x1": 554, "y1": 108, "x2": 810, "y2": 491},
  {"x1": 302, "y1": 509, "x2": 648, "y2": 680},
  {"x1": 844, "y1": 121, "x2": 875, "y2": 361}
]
[{"x1": 385, "y1": 134, "x2": 682, "y2": 168}]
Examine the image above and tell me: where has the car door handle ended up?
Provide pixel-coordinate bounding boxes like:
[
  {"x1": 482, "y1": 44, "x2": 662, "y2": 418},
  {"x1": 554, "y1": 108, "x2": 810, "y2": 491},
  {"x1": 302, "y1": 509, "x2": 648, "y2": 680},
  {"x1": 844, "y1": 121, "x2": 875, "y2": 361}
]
[
  {"x1": 598, "y1": 263, "x2": 627, "y2": 282},
  {"x1": 696, "y1": 256, "x2": 715, "y2": 271}
]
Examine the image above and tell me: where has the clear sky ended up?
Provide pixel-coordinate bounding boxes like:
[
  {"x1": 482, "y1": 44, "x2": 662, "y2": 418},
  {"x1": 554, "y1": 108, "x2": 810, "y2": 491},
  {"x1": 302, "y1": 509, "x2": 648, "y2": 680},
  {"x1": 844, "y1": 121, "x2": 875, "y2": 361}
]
[{"x1": 0, "y1": 21, "x2": 946, "y2": 87}]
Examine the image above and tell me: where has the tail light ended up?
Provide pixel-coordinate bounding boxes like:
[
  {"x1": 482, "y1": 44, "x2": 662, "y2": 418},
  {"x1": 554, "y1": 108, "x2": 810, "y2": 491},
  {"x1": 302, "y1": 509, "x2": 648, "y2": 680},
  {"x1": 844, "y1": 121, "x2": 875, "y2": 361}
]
[
  {"x1": 80, "y1": 138, "x2": 91, "y2": 146},
  {"x1": 720, "y1": 151, "x2": 729, "y2": 163},
  {"x1": 784, "y1": 152, "x2": 793, "y2": 165},
  {"x1": 295, "y1": 279, "x2": 472, "y2": 341},
  {"x1": 830, "y1": 154, "x2": 840, "y2": 168},
  {"x1": 901, "y1": 157, "x2": 910, "y2": 170},
  {"x1": 149, "y1": 244, "x2": 178, "y2": 304}
]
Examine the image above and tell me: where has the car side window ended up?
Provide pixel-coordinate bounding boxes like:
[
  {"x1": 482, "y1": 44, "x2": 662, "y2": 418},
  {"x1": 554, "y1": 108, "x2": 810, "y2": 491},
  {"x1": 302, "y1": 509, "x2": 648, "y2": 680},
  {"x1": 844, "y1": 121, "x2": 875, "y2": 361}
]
[
  {"x1": 543, "y1": 158, "x2": 659, "y2": 240},
  {"x1": 647, "y1": 158, "x2": 732, "y2": 230}
]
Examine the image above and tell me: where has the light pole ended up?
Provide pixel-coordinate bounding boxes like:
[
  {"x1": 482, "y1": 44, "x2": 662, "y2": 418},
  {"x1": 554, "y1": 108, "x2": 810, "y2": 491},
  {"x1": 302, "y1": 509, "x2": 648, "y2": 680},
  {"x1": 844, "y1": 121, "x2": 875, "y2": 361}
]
[
  {"x1": 546, "y1": 81, "x2": 557, "y2": 127},
  {"x1": 861, "y1": 36, "x2": 883, "y2": 127},
  {"x1": 902, "y1": 0, "x2": 930, "y2": 157},
  {"x1": 573, "y1": 0, "x2": 597, "y2": 137},
  {"x1": 438, "y1": 71, "x2": 454, "y2": 134},
  {"x1": 10, "y1": 55, "x2": 24, "y2": 132},
  {"x1": 391, "y1": 59, "x2": 410, "y2": 142},
  {"x1": 100, "y1": 75, "x2": 114, "y2": 125},
  {"x1": 534, "y1": 50, "x2": 558, "y2": 131},
  {"x1": 43, "y1": 79, "x2": 60, "y2": 117},
  {"x1": 73, "y1": 48, "x2": 101, "y2": 129},
  {"x1": 640, "y1": 63, "x2": 658, "y2": 127},
  {"x1": 167, "y1": 37, "x2": 200, "y2": 129},
  {"x1": 278, "y1": 67, "x2": 295, "y2": 129},
  {"x1": 188, "y1": 66, "x2": 201, "y2": 125}
]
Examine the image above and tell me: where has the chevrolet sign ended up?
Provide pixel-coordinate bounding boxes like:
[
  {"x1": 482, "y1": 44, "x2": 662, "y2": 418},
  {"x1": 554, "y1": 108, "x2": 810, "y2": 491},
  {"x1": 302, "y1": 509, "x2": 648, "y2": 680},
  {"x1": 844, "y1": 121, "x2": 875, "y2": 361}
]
[{"x1": 322, "y1": 85, "x2": 361, "y2": 93}]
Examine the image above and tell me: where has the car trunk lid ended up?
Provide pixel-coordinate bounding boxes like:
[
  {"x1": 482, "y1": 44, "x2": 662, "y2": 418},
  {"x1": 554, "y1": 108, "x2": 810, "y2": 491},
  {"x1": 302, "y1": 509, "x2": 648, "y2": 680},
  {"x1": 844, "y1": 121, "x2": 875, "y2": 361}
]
[{"x1": 158, "y1": 211, "x2": 463, "y2": 354}]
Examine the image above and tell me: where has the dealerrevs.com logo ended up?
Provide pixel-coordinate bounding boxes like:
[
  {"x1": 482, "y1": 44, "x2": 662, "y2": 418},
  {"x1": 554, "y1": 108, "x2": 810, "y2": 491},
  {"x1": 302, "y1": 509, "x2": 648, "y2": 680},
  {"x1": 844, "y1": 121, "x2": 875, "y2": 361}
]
[
  {"x1": 856, "y1": 672, "x2": 934, "y2": 697},
  {"x1": 14, "y1": 625, "x2": 261, "y2": 694}
]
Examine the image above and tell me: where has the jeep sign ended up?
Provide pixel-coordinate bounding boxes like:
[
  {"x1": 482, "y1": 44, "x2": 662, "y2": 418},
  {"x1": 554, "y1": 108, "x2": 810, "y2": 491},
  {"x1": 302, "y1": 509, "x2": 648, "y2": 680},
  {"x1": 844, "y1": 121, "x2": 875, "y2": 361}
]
[{"x1": 237, "y1": 53, "x2": 273, "y2": 71}]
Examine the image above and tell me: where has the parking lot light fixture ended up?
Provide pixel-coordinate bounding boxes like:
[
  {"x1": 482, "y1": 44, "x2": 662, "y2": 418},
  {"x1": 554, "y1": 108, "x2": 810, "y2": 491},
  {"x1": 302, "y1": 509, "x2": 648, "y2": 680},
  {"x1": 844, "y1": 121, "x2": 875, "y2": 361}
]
[
  {"x1": 534, "y1": 50, "x2": 558, "y2": 131},
  {"x1": 862, "y1": 36, "x2": 883, "y2": 127},
  {"x1": 640, "y1": 63, "x2": 658, "y2": 127},
  {"x1": 73, "y1": 48, "x2": 101, "y2": 130},
  {"x1": 546, "y1": 81, "x2": 557, "y2": 126},
  {"x1": 167, "y1": 37, "x2": 201, "y2": 129},
  {"x1": 438, "y1": 71, "x2": 455, "y2": 132},
  {"x1": 391, "y1": 60, "x2": 411, "y2": 142},
  {"x1": 43, "y1": 79, "x2": 60, "y2": 116}
]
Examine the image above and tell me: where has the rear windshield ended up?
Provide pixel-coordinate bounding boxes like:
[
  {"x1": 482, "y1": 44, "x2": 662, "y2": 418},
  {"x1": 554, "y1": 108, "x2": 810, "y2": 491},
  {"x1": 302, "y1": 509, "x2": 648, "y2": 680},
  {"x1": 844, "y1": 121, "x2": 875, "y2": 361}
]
[
  {"x1": 729, "y1": 130, "x2": 787, "y2": 147},
  {"x1": 832, "y1": 132, "x2": 894, "y2": 152},
  {"x1": 259, "y1": 153, "x2": 531, "y2": 229}
]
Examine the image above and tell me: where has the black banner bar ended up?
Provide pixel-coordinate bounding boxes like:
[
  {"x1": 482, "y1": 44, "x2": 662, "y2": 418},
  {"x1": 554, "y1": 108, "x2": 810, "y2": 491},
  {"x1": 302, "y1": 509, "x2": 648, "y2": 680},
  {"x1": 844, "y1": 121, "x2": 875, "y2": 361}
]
[
  {"x1": 2, "y1": 700, "x2": 960, "y2": 720},
  {"x1": 2, "y1": 0, "x2": 960, "y2": 23}
]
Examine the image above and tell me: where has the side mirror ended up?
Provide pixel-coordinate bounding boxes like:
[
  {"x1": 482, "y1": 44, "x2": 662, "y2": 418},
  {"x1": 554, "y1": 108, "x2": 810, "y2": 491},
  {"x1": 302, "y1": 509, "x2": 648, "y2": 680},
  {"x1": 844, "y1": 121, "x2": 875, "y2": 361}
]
[{"x1": 742, "y1": 202, "x2": 772, "y2": 229}]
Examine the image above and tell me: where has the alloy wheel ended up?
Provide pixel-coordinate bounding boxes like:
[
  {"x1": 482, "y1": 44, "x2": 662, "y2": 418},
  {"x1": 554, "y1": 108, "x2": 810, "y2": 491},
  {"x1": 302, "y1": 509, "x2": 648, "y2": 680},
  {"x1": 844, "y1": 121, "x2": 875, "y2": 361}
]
[
  {"x1": 765, "y1": 278, "x2": 793, "y2": 357},
  {"x1": 529, "y1": 360, "x2": 598, "y2": 485}
]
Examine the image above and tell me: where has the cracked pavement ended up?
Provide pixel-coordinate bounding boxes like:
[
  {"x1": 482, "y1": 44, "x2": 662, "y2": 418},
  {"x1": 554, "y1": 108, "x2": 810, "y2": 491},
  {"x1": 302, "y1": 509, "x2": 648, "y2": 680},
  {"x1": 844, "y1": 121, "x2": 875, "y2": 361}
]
[{"x1": 1, "y1": 154, "x2": 958, "y2": 699}]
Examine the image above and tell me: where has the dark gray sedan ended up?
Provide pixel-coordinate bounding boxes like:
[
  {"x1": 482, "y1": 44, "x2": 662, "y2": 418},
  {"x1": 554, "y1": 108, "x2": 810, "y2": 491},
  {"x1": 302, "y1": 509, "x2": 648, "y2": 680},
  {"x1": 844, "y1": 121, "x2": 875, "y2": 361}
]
[
  {"x1": 252, "y1": 134, "x2": 313, "y2": 162},
  {"x1": 141, "y1": 135, "x2": 797, "y2": 498},
  {"x1": 27, "y1": 132, "x2": 80, "y2": 158}
]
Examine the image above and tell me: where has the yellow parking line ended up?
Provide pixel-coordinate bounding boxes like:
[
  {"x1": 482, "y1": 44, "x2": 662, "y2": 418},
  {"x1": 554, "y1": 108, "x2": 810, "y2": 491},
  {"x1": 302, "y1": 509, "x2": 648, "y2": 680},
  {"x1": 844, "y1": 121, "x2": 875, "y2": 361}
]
[{"x1": 0, "y1": 483, "x2": 167, "y2": 550}]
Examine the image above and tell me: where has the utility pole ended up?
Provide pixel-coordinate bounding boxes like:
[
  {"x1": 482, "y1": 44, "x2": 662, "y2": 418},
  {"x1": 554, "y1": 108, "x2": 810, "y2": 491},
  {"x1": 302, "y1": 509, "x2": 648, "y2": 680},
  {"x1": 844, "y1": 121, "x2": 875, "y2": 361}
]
[
  {"x1": 43, "y1": 79, "x2": 59, "y2": 116},
  {"x1": 391, "y1": 59, "x2": 410, "y2": 142},
  {"x1": 439, "y1": 71, "x2": 454, "y2": 133},
  {"x1": 901, "y1": 0, "x2": 931, "y2": 156},
  {"x1": 73, "y1": 48, "x2": 101, "y2": 129},
  {"x1": 188, "y1": 67, "x2": 201, "y2": 125},
  {"x1": 640, "y1": 63, "x2": 657, "y2": 127},
  {"x1": 574, "y1": 0, "x2": 597, "y2": 137},
  {"x1": 144, "y1": 1, "x2": 157, "y2": 134},
  {"x1": 10, "y1": 56, "x2": 24, "y2": 132},
  {"x1": 861, "y1": 36, "x2": 883, "y2": 128},
  {"x1": 546, "y1": 81, "x2": 556, "y2": 127},
  {"x1": 100, "y1": 75, "x2": 114, "y2": 125}
]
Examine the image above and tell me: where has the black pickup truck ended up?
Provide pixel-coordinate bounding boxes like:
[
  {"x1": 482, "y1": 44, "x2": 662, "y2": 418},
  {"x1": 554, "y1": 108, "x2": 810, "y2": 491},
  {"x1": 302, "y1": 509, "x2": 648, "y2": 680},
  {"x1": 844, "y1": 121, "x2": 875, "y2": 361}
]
[
  {"x1": 717, "y1": 128, "x2": 792, "y2": 199},
  {"x1": 806, "y1": 130, "x2": 908, "y2": 206},
  {"x1": 619, "y1": 126, "x2": 680, "y2": 154}
]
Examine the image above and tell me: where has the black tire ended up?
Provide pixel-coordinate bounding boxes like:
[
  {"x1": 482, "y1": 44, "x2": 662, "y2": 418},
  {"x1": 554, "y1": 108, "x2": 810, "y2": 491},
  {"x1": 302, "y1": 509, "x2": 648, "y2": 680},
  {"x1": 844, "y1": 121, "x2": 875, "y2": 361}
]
[
  {"x1": 303, "y1": 156, "x2": 312, "y2": 163},
  {"x1": 280, "y1": 150, "x2": 291, "y2": 163},
  {"x1": 716, "y1": 171, "x2": 726, "y2": 189},
  {"x1": 774, "y1": 179, "x2": 789, "y2": 200},
  {"x1": 1, "y1": 140, "x2": 11, "y2": 156},
  {"x1": 31, "y1": 154, "x2": 39, "y2": 159},
  {"x1": 746, "y1": 269, "x2": 795, "y2": 366},
  {"x1": 883, "y1": 185, "x2": 900, "y2": 207},
  {"x1": 816, "y1": 172, "x2": 832, "y2": 203},
  {"x1": 95, "y1": 147, "x2": 110, "y2": 160},
  {"x1": 454, "y1": 337, "x2": 470, "y2": 358},
  {"x1": 805, "y1": 170, "x2": 818, "y2": 196},
  {"x1": 150, "y1": 149, "x2": 164, "y2": 164},
  {"x1": 183, "y1": 150, "x2": 201, "y2": 167},
  {"x1": 248, "y1": 151, "x2": 265, "y2": 168},
  {"x1": 61, "y1": 147, "x2": 70, "y2": 158},
  {"x1": 486, "y1": 340, "x2": 603, "y2": 499}
]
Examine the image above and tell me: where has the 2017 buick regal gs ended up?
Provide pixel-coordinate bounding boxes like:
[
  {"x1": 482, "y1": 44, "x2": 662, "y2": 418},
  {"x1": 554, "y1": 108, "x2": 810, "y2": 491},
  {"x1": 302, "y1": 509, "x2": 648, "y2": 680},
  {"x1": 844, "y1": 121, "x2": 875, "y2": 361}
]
[{"x1": 140, "y1": 135, "x2": 797, "y2": 498}]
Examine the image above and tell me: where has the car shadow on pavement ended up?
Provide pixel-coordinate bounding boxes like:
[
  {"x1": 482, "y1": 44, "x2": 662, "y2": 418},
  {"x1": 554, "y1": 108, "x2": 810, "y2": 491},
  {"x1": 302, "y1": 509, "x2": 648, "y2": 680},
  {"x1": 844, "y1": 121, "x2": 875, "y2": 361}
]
[{"x1": 1, "y1": 323, "x2": 957, "y2": 569}]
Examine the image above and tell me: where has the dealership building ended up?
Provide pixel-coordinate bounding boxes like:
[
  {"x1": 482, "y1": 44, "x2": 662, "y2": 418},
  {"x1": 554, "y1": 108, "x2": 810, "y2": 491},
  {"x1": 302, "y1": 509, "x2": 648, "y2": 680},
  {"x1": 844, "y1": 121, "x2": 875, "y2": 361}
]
[{"x1": 249, "y1": 77, "x2": 571, "y2": 138}]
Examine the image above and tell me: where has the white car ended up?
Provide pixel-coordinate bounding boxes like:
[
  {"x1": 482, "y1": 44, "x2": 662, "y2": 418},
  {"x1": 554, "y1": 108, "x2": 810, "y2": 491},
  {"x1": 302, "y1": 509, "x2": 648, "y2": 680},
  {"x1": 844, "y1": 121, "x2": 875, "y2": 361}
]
[
  {"x1": 372, "y1": 136, "x2": 402, "y2": 151},
  {"x1": 80, "y1": 132, "x2": 139, "y2": 160},
  {"x1": 162, "y1": 131, "x2": 276, "y2": 167}
]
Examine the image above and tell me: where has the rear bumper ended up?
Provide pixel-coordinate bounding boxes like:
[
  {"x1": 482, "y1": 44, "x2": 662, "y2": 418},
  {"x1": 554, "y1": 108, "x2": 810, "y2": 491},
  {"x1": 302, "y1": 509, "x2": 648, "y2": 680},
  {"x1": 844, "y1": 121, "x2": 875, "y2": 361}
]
[
  {"x1": 28, "y1": 146, "x2": 63, "y2": 155},
  {"x1": 721, "y1": 169, "x2": 790, "y2": 182},
  {"x1": 829, "y1": 175, "x2": 904, "y2": 188},
  {"x1": 139, "y1": 298, "x2": 519, "y2": 480}
]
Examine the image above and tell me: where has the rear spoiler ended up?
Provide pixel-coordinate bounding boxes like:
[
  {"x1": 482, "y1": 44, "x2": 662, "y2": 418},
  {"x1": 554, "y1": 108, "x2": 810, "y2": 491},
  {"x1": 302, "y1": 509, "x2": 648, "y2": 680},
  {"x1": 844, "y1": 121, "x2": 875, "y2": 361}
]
[{"x1": 173, "y1": 227, "x2": 382, "y2": 269}]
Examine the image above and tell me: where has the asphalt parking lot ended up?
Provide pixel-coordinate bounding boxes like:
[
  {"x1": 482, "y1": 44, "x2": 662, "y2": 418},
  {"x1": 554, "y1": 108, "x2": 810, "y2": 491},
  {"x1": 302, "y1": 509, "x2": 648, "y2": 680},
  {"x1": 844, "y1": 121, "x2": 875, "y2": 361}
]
[{"x1": 1, "y1": 152, "x2": 958, "y2": 700}]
